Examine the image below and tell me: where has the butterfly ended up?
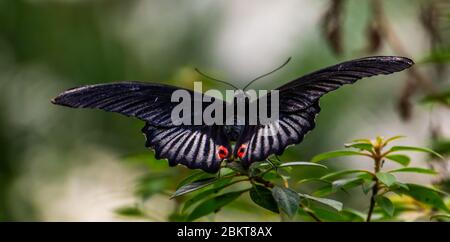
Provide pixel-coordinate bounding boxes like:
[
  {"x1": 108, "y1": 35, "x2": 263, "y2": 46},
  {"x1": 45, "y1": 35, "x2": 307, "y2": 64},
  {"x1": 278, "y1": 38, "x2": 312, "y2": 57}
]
[{"x1": 52, "y1": 56, "x2": 413, "y2": 173}]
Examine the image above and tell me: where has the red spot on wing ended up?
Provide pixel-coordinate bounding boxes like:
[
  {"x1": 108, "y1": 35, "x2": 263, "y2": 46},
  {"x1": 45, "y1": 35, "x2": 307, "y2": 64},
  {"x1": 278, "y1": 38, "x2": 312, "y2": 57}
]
[
  {"x1": 217, "y1": 145, "x2": 229, "y2": 159},
  {"x1": 237, "y1": 144, "x2": 248, "y2": 159}
]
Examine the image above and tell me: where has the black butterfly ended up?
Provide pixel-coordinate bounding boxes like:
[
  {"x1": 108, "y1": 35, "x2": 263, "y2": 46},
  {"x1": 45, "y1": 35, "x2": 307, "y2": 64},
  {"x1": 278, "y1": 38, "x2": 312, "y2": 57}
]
[{"x1": 52, "y1": 56, "x2": 413, "y2": 173}]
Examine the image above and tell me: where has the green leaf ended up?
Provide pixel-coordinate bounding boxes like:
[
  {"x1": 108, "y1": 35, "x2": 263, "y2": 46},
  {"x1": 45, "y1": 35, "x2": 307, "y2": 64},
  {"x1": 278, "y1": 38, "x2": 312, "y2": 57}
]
[
  {"x1": 302, "y1": 207, "x2": 364, "y2": 222},
  {"x1": 431, "y1": 139, "x2": 450, "y2": 156},
  {"x1": 340, "y1": 208, "x2": 366, "y2": 222},
  {"x1": 297, "y1": 178, "x2": 331, "y2": 186},
  {"x1": 332, "y1": 177, "x2": 365, "y2": 193},
  {"x1": 311, "y1": 150, "x2": 366, "y2": 162},
  {"x1": 388, "y1": 146, "x2": 443, "y2": 159},
  {"x1": 312, "y1": 185, "x2": 333, "y2": 197},
  {"x1": 176, "y1": 171, "x2": 213, "y2": 189},
  {"x1": 385, "y1": 154, "x2": 411, "y2": 166},
  {"x1": 362, "y1": 180, "x2": 375, "y2": 194},
  {"x1": 226, "y1": 162, "x2": 248, "y2": 174},
  {"x1": 187, "y1": 190, "x2": 246, "y2": 221},
  {"x1": 299, "y1": 193, "x2": 343, "y2": 211},
  {"x1": 384, "y1": 135, "x2": 406, "y2": 145},
  {"x1": 376, "y1": 172, "x2": 397, "y2": 187},
  {"x1": 262, "y1": 171, "x2": 283, "y2": 181},
  {"x1": 388, "y1": 167, "x2": 437, "y2": 175},
  {"x1": 249, "y1": 161, "x2": 272, "y2": 177},
  {"x1": 249, "y1": 168, "x2": 263, "y2": 177},
  {"x1": 249, "y1": 161, "x2": 271, "y2": 171},
  {"x1": 279, "y1": 161, "x2": 328, "y2": 169},
  {"x1": 272, "y1": 186, "x2": 300, "y2": 218},
  {"x1": 399, "y1": 184, "x2": 449, "y2": 212},
  {"x1": 182, "y1": 189, "x2": 217, "y2": 213},
  {"x1": 320, "y1": 169, "x2": 373, "y2": 180},
  {"x1": 375, "y1": 196, "x2": 395, "y2": 217},
  {"x1": 219, "y1": 168, "x2": 237, "y2": 177},
  {"x1": 358, "y1": 172, "x2": 374, "y2": 181},
  {"x1": 430, "y1": 214, "x2": 450, "y2": 221},
  {"x1": 181, "y1": 178, "x2": 233, "y2": 213},
  {"x1": 352, "y1": 138, "x2": 372, "y2": 144},
  {"x1": 391, "y1": 182, "x2": 409, "y2": 191},
  {"x1": 300, "y1": 207, "x2": 341, "y2": 222},
  {"x1": 249, "y1": 185, "x2": 279, "y2": 213},
  {"x1": 344, "y1": 142, "x2": 373, "y2": 151},
  {"x1": 171, "y1": 177, "x2": 217, "y2": 198},
  {"x1": 115, "y1": 206, "x2": 145, "y2": 218}
]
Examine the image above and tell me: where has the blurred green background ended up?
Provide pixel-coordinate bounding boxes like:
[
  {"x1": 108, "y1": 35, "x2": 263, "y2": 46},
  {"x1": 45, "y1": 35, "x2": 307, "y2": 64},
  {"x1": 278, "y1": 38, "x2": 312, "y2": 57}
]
[{"x1": 0, "y1": 0, "x2": 448, "y2": 221}]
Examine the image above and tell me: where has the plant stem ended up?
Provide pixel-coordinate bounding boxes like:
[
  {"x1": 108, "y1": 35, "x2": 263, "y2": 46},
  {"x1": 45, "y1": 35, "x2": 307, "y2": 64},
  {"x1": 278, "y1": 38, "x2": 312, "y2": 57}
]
[
  {"x1": 366, "y1": 180, "x2": 379, "y2": 222},
  {"x1": 366, "y1": 144, "x2": 383, "y2": 222}
]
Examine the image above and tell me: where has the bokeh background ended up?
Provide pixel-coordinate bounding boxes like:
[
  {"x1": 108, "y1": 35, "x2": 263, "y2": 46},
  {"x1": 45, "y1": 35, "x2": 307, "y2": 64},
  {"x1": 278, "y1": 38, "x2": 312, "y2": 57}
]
[{"x1": 0, "y1": 0, "x2": 449, "y2": 221}]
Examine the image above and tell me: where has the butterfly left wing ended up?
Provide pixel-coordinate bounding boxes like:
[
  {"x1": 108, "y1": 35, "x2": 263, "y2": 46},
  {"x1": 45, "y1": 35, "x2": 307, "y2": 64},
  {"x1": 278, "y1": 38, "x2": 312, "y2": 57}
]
[
  {"x1": 52, "y1": 82, "x2": 232, "y2": 173},
  {"x1": 235, "y1": 56, "x2": 414, "y2": 166}
]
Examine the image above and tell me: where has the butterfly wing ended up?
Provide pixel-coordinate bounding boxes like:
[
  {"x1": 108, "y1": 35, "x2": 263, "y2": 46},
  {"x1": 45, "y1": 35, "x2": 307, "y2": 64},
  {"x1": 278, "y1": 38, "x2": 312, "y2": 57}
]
[
  {"x1": 142, "y1": 123, "x2": 231, "y2": 173},
  {"x1": 52, "y1": 82, "x2": 231, "y2": 173},
  {"x1": 52, "y1": 82, "x2": 202, "y2": 127},
  {"x1": 235, "y1": 102, "x2": 320, "y2": 167},
  {"x1": 235, "y1": 56, "x2": 414, "y2": 166},
  {"x1": 278, "y1": 56, "x2": 414, "y2": 112}
]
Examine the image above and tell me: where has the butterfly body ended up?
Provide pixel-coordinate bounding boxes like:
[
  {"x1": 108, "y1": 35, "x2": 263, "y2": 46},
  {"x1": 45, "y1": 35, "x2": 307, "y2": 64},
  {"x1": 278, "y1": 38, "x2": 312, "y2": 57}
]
[{"x1": 52, "y1": 56, "x2": 414, "y2": 173}]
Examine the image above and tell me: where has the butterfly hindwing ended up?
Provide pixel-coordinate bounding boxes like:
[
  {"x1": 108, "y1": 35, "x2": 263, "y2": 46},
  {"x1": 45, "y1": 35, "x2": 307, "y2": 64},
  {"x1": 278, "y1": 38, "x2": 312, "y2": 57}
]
[
  {"x1": 234, "y1": 102, "x2": 320, "y2": 167},
  {"x1": 142, "y1": 123, "x2": 231, "y2": 173}
]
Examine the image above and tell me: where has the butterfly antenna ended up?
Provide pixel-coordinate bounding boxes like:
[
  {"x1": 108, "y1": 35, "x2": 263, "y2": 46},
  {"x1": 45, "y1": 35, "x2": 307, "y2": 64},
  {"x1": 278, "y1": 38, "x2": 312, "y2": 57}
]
[
  {"x1": 195, "y1": 68, "x2": 239, "y2": 90},
  {"x1": 243, "y1": 57, "x2": 292, "y2": 91}
]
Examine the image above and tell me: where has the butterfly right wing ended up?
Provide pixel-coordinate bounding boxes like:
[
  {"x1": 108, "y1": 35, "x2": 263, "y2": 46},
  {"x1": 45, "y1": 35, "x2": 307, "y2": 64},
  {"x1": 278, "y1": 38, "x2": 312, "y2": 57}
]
[{"x1": 234, "y1": 56, "x2": 414, "y2": 167}]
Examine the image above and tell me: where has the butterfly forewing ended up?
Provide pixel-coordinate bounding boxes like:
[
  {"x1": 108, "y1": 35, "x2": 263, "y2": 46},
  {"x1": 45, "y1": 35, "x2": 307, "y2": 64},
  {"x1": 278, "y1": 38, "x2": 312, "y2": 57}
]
[
  {"x1": 277, "y1": 56, "x2": 414, "y2": 112},
  {"x1": 51, "y1": 82, "x2": 218, "y2": 127}
]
